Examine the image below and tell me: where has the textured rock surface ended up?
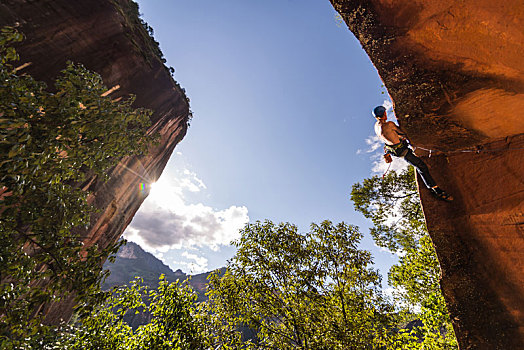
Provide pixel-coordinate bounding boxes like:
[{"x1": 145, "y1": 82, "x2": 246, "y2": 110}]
[
  {"x1": 331, "y1": 0, "x2": 523, "y2": 348},
  {"x1": 0, "y1": 0, "x2": 190, "y2": 323}
]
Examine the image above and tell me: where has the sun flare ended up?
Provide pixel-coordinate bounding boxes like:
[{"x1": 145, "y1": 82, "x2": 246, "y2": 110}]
[{"x1": 147, "y1": 178, "x2": 180, "y2": 209}]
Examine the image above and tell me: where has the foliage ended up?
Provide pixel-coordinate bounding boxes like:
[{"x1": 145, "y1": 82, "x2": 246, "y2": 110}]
[
  {"x1": 119, "y1": 0, "x2": 166, "y2": 64},
  {"x1": 59, "y1": 276, "x2": 213, "y2": 350},
  {"x1": 351, "y1": 167, "x2": 458, "y2": 349},
  {"x1": 206, "y1": 220, "x2": 407, "y2": 349},
  {"x1": 351, "y1": 167, "x2": 425, "y2": 253},
  {"x1": 0, "y1": 26, "x2": 154, "y2": 347},
  {"x1": 54, "y1": 210, "x2": 453, "y2": 350},
  {"x1": 113, "y1": 0, "x2": 193, "y2": 124}
]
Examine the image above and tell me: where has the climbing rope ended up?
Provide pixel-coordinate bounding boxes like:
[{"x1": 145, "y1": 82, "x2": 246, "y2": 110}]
[
  {"x1": 380, "y1": 142, "x2": 523, "y2": 180},
  {"x1": 413, "y1": 145, "x2": 524, "y2": 157},
  {"x1": 382, "y1": 162, "x2": 392, "y2": 179}
]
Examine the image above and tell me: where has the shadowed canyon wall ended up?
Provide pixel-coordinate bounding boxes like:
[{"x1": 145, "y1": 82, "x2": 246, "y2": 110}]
[
  {"x1": 331, "y1": 1, "x2": 523, "y2": 349},
  {"x1": 0, "y1": 0, "x2": 190, "y2": 323}
]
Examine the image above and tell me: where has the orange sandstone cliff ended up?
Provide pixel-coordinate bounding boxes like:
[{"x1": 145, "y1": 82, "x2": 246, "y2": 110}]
[
  {"x1": 0, "y1": 0, "x2": 190, "y2": 323},
  {"x1": 331, "y1": 0, "x2": 524, "y2": 349}
]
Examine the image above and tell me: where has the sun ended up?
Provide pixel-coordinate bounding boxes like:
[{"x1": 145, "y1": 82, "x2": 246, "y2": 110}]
[{"x1": 146, "y1": 177, "x2": 184, "y2": 210}]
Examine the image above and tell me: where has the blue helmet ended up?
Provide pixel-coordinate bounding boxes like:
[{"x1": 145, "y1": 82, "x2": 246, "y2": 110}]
[{"x1": 373, "y1": 106, "x2": 386, "y2": 118}]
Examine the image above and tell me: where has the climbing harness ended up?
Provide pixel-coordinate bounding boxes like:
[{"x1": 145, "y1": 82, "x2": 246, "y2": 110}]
[{"x1": 384, "y1": 140, "x2": 410, "y2": 157}]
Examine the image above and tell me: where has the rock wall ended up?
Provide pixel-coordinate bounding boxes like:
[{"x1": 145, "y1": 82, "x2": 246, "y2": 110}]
[
  {"x1": 0, "y1": 0, "x2": 190, "y2": 323},
  {"x1": 331, "y1": 1, "x2": 523, "y2": 349}
]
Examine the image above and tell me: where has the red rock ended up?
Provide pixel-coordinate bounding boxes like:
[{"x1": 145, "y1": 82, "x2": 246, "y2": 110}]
[
  {"x1": 332, "y1": 0, "x2": 524, "y2": 348},
  {"x1": 0, "y1": 0, "x2": 189, "y2": 323}
]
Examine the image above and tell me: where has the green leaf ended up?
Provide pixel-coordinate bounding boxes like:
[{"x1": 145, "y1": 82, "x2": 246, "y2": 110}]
[{"x1": 8, "y1": 145, "x2": 19, "y2": 158}]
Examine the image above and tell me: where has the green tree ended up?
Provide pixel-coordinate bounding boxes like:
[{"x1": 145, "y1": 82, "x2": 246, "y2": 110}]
[
  {"x1": 59, "y1": 276, "x2": 213, "y2": 350},
  {"x1": 0, "y1": 26, "x2": 154, "y2": 347},
  {"x1": 206, "y1": 220, "x2": 403, "y2": 349},
  {"x1": 351, "y1": 167, "x2": 458, "y2": 349}
]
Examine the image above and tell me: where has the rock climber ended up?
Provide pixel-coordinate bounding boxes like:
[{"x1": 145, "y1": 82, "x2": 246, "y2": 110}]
[{"x1": 372, "y1": 105, "x2": 453, "y2": 201}]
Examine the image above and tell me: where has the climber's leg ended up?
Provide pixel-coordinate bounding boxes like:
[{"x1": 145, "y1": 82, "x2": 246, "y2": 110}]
[
  {"x1": 402, "y1": 150, "x2": 453, "y2": 201},
  {"x1": 402, "y1": 149, "x2": 437, "y2": 188}
]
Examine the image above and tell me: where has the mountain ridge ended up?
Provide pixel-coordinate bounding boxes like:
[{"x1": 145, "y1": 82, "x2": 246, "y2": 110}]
[{"x1": 102, "y1": 241, "x2": 220, "y2": 303}]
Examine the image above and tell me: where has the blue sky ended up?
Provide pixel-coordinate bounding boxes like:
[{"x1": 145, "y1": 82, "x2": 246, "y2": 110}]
[{"x1": 123, "y1": 0, "x2": 404, "y2": 279}]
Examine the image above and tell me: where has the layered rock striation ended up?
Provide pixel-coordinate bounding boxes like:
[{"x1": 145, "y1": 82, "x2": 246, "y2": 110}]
[
  {"x1": 0, "y1": 0, "x2": 190, "y2": 323},
  {"x1": 331, "y1": 0, "x2": 524, "y2": 348}
]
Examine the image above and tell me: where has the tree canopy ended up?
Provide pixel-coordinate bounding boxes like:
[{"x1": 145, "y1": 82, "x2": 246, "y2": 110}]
[
  {"x1": 351, "y1": 167, "x2": 457, "y2": 349},
  {"x1": 0, "y1": 26, "x2": 154, "y2": 348},
  {"x1": 206, "y1": 220, "x2": 402, "y2": 349},
  {"x1": 54, "y1": 206, "x2": 457, "y2": 349},
  {"x1": 59, "y1": 276, "x2": 213, "y2": 350}
]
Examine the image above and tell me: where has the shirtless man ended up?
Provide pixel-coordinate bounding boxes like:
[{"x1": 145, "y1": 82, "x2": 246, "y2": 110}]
[{"x1": 372, "y1": 105, "x2": 453, "y2": 201}]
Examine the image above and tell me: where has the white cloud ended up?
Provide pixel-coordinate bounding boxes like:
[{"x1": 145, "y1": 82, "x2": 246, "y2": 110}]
[
  {"x1": 371, "y1": 151, "x2": 409, "y2": 175},
  {"x1": 123, "y1": 167, "x2": 249, "y2": 254},
  {"x1": 384, "y1": 286, "x2": 420, "y2": 312},
  {"x1": 181, "y1": 169, "x2": 207, "y2": 192},
  {"x1": 180, "y1": 251, "x2": 209, "y2": 273},
  {"x1": 365, "y1": 135, "x2": 382, "y2": 153},
  {"x1": 360, "y1": 100, "x2": 408, "y2": 175},
  {"x1": 376, "y1": 243, "x2": 406, "y2": 258},
  {"x1": 359, "y1": 134, "x2": 408, "y2": 175},
  {"x1": 383, "y1": 99, "x2": 393, "y2": 113},
  {"x1": 383, "y1": 286, "x2": 397, "y2": 298}
]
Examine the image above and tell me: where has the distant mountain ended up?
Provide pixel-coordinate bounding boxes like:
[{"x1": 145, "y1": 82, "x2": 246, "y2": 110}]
[
  {"x1": 102, "y1": 241, "x2": 222, "y2": 301},
  {"x1": 102, "y1": 241, "x2": 186, "y2": 290},
  {"x1": 101, "y1": 241, "x2": 223, "y2": 328}
]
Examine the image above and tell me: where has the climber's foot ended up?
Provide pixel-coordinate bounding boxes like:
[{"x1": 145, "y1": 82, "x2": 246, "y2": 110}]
[{"x1": 431, "y1": 187, "x2": 453, "y2": 202}]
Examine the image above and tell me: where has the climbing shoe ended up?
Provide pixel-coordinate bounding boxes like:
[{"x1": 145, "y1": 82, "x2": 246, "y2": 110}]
[{"x1": 431, "y1": 187, "x2": 453, "y2": 202}]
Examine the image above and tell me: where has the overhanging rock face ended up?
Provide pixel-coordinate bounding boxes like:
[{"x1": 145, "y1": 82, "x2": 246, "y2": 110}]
[
  {"x1": 0, "y1": 0, "x2": 190, "y2": 323},
  {"x1": 331, "y1": 0, "x2": 523, "y2": 348}
]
